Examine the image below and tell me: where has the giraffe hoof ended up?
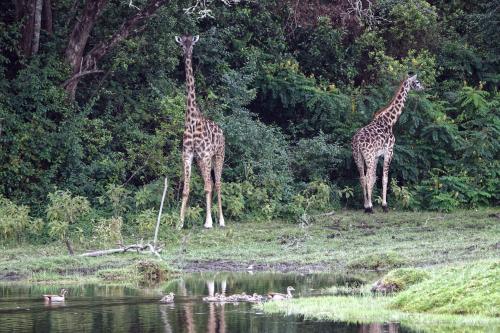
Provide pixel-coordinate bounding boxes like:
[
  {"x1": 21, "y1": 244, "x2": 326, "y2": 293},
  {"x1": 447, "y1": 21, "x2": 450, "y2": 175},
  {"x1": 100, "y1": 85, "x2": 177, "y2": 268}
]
[
  {"x1": 364, "y1": 207, "x2": 374, "y2": 214},
  {"x1": 204, "y1": 224, "x2": 213, "y2": 229},
  {"x1": 382, "y1": 205, "x2": 389, "y2": 213}
]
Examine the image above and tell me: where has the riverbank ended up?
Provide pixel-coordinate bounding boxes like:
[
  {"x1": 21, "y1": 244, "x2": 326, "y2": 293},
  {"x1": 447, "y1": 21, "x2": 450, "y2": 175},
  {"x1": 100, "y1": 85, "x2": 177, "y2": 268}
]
[
  {"x1": 1, "y1": 209, "x2": 498, "y2": 284},
  {"x1": 261, "y1": 260, "x2": 500, "y2": 333}
]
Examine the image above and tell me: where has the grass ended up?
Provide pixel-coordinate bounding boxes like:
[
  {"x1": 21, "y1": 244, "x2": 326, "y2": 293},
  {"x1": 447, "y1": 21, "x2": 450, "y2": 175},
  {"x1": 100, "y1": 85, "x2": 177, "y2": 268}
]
[
  {"x1": 0, "y1": 243, "x2": 173, "y2": 285},
  {"x1": 260, "y1": 260, "x2": 500, "y2": 333},
  {"x1": 0, "y1": 209, "x2": 499, "y2": 283},
  {"x1": 376, "y1": 267, "x2": 430, "y2": 292},
  {"x1": 260, "y1": 295, "x2": 500, "y2": 333},
  {"x1": 392, "y1": 260, "x2": 499, "y2": 316}
]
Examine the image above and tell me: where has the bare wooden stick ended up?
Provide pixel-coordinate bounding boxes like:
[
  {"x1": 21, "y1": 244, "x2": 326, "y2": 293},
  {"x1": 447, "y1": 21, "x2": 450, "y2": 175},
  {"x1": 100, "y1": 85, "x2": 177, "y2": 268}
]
[
  {"x1": 80, "y1": 243, "x2": 146, "y2": 257},
  {"x1": 153, "y1": 177, "x2": 168, "y2": 248}
]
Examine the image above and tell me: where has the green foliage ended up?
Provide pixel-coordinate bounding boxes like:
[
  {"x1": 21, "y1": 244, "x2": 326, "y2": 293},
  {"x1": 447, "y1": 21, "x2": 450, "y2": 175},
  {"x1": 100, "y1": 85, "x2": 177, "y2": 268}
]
[
  {"x1": 0, "y1": 0, "x2": 498, "y2": 230},
  {"x1": 93, "y1": 216, "x2": 123, "y2": 246},
  {"x1": 390, "y1": 179, "x2": 419, "y2": 210},
  {"x1": 291, "y1": 132, "x2": 340, "y2": 182},
  {"x1": 0, "y1": 196, "x2": 42, "y2": 240},
  {"x1": 46, "y1": 190, "x2": 90, "y2": 241}
]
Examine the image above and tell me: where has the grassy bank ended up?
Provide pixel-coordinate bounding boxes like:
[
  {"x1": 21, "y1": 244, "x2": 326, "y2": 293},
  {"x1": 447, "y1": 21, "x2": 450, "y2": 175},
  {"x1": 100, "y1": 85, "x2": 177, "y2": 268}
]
[
  {"x1": 261, "y1": 260, "x2": 500, "y2": 332},
  {"x1": 0, "y1": 209, "x2": 498, "y2": 283}
]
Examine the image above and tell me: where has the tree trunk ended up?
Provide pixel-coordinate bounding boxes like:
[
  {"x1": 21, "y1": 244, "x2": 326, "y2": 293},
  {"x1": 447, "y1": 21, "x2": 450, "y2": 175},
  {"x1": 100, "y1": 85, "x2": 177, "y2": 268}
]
[
  {"x1": 42, "y1": 0, "x2": 53, "y2": 34},
  {"x1": 32, "y1": 0, "x2": 43, "y2": 55},
  {"x1": 64, "y1": 0, "x2": 168, "y2": 100},
  {"x1": 19, "y1": 0, "x2": 36, "y2": 56},
  {"x1": 64, "y1": 0, "x2": 109, "y2": 100},
  {"x1": 65, "y1": 238, "x2": 75, "y2": 256}
]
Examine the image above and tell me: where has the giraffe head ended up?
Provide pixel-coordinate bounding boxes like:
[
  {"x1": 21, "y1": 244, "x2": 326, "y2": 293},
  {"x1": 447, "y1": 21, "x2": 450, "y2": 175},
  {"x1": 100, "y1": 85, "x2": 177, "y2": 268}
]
[
  {"x1": 407, "y1": 74, "x2": 424, "y2": 91},
  {"x1": 175, "y1": 35, "x2": 200, "y2": 56}
]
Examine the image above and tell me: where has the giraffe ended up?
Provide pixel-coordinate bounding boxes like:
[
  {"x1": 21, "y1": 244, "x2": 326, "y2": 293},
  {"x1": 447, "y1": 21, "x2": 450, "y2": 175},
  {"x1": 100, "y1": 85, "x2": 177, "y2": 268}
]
[
  {"x1": 175, "y1": 35, "x2": 225, "y2": 228},
  {"x1": 351, "y1": 74, "x2": 424, "y2": 213}
]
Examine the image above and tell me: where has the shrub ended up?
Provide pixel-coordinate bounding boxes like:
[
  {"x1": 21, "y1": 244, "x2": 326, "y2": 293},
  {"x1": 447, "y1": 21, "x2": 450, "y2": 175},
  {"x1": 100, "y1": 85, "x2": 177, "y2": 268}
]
[
  {"x1": 46, "y1": 190, "x2": 91, "y2": 254},
  {"x1": 93, "y1": 216, "x2": 123, "y2": 246},
  {"x1": 0, "y1": 196, "x2": 41, "y2": 240}
]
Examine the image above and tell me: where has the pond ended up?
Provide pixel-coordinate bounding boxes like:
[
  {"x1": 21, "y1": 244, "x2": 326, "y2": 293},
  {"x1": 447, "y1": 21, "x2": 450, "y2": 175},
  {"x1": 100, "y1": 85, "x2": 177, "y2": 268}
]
[{"x1": 0, "y1": 272, "x2": 412, "y2": 333}]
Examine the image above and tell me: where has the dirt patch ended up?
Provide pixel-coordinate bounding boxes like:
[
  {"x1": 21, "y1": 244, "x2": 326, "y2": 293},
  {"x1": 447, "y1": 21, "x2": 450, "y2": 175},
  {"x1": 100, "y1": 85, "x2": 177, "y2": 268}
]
[
  {"x1": 174, "y1": 259, "x2": 331, "y2": 274},
  {"x1": 0, "y1": 271, "x2": 25, "y2": 281}
]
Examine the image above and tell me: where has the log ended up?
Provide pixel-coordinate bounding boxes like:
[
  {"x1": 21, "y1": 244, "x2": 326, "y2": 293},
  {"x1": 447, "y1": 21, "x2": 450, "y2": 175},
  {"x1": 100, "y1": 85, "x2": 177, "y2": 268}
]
[{"x1": 80, "y1": 243, "x2": 160, "y2": 257}]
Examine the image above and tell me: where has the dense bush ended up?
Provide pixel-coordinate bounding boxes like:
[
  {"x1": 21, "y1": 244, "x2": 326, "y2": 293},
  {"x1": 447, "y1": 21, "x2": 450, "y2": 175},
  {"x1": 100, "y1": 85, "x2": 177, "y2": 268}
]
[{"x1": 0, "y1": 0, "x2": 498, "y2": 242}]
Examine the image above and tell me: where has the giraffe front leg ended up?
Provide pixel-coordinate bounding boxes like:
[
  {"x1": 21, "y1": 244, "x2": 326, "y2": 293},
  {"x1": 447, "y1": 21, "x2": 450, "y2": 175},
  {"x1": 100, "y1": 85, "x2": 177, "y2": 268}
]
[
  {"x1": 179, "y1": 153, "x2": 193, "y2": 229},
  {"x1": 198, "y1": 158, "x2": 213, "y2": 229},
  {"x1": 382, "y1": 149, "x2": 393, "y2": 213},
  {"x1": 365, "y1": 159, "x2": 377, "y2": 214}
]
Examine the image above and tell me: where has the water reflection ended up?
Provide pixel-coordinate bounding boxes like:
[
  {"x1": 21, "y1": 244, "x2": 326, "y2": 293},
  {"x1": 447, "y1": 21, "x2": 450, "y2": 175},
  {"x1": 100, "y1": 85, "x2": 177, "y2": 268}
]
[{"x1": 0, "y1": 272, "x2": 412, "y2": 333}]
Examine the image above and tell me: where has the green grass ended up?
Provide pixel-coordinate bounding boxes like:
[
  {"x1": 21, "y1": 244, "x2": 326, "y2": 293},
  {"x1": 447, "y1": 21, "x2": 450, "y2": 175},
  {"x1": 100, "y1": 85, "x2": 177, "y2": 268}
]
[
  {"x1": 392, "y1": 260, "x2": 500, "y2": 316},
  {"x1": 377, "y1": 267, "x2": 430, "y2": 292},
  {"x1": 0, "y1": 209, "x2": 499, "y2": 283},
  {"x1": 261, "y1": 260, "x2": 500, "y2": 332},
  {"x1": 0, "y1": 243, "x2": 173, "y2": 285},
  {"x1": 161, "y1": 209, "x2": 499, "y2": 270},
  {"x1": 261, "y1": 295, "x2": 499, "y2": 333}
]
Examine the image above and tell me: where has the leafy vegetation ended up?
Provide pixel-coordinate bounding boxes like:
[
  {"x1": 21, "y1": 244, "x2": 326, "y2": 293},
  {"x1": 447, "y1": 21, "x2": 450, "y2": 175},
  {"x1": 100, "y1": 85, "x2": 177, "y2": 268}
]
[{"x1": 0, "y1": 0, "x2": 499, "y2": 241}]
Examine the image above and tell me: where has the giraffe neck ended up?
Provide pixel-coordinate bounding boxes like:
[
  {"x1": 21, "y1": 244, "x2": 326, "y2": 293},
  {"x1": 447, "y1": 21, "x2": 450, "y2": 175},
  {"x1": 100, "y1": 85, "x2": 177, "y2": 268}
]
[
  {"x1": 184, "y1": 50, "x2": 201, "y2": 125},
  {"x1": 375, "y1": 80, "x2": 410, "y2": 127}
]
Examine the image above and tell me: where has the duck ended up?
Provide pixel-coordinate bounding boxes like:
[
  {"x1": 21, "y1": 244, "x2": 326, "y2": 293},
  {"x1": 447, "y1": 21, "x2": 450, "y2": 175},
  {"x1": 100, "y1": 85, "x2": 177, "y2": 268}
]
[
  {"x1": 203, "y1": 292, "x2": 223, "y2": 302},
  {"x1": 267, "y1": 286, "x2": 295, "y2": 300},
  {"x1": 159, "y1": 292, "x2": 175, "y2": 303},
  {"x1": 246, "y1": 293, "x2": 265, "y2": 302},
  {"x1": 43, "y1": 288, "x2": 67, "y2": 302}
]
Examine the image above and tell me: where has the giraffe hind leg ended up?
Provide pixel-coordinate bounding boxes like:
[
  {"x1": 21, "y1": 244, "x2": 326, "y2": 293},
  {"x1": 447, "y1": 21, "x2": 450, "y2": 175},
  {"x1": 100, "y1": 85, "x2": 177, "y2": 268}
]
[
  {"x1": 364, "y1": 158, "x2": 377, "y2": 214},
  {"x1": 214, "y1": 153, "x2": 225, "y2": 227},
  {"x1": 197, "y1": 157, "x2": 214, "y2": 229},
  {"x1": 353, "y1": 148, "x2": 368, "y2": 211}
]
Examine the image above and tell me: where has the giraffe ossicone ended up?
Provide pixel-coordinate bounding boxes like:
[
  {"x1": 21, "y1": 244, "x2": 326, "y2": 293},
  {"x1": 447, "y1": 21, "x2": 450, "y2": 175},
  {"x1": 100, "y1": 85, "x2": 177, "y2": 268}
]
[
  {"x1": 175, "y1": 35, "x2": 226, "y2": 228},
  {"x1": 351, "y1": 74, "x2": 424, "y2": 213}
]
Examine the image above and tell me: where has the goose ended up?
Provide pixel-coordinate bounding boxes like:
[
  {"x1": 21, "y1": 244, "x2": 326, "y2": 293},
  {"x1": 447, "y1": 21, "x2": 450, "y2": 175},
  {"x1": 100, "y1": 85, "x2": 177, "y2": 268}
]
[
  {"x1": 267, "y1": 286, "x2": 295, "y2": 300},
  {"x1": 159, "y1": 292, "x2": 175, "y2": 303},
  {"x1": 43, "y1": 289, "x2": 67, "y2": 302}
]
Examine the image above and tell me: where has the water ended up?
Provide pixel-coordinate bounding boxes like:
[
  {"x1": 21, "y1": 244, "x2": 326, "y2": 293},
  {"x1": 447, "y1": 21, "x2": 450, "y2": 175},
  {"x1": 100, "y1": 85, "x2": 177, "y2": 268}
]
[{"x1": 0, "y1": 272, "x2": 409, "y2": 333}]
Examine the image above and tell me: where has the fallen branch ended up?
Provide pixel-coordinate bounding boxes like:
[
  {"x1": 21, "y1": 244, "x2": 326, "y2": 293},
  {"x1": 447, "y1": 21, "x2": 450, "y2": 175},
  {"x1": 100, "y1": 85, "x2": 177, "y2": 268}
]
[
  {"x1": 312, "y1": 210, "x2": 336, "y2": 217},
  {"x1": 80, "y1": 242, "x2": 162, "y2": 257}
]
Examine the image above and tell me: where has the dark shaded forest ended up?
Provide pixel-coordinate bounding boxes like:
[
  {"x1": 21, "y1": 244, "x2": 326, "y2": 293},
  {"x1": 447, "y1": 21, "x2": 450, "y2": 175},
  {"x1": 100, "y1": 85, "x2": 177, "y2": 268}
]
[{"x1": 0, "y1": 0, "x2": 499, "y2": 242}]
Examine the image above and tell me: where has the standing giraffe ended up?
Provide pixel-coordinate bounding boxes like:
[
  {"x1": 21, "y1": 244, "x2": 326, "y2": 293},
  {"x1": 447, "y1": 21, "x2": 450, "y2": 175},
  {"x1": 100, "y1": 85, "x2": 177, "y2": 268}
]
[
  {"x1": 352, "y1": 74, "x2": 424, "y2": 213},
  {"x1": 175, "y1": 35, "x2": 225, "y2": 228}
]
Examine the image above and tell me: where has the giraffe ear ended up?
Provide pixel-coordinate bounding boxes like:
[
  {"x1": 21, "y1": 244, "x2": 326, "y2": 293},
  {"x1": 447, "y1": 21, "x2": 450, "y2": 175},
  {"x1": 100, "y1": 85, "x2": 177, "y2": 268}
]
[
  {"x1": 175, "y1": 36, "x2": 182, "y2": 44},
  {"x1": 409, "y1": 74, "x2": 417, "y2": 81},
  {"x1": 192, "y1": 35, "x2": 200, "y2": 44}
]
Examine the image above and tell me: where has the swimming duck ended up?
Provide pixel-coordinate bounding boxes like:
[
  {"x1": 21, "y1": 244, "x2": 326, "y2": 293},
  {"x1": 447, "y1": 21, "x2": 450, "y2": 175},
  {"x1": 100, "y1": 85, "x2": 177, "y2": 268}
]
[
  {"x1": 43, "y1": 289, "x2": 67, "y2": 302},
  {"x1": 203, "y1": 292, "x2": 223, "y2": 302},
  {"x1": 246, "y1": 293, "x2": 265, "y2": 302},
  {"x1": 159, "y1": 292, "x2": 175, "y2": 303},
  {"x1": 267, "y1": 286, "x2": 295, "y2": 300}
]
